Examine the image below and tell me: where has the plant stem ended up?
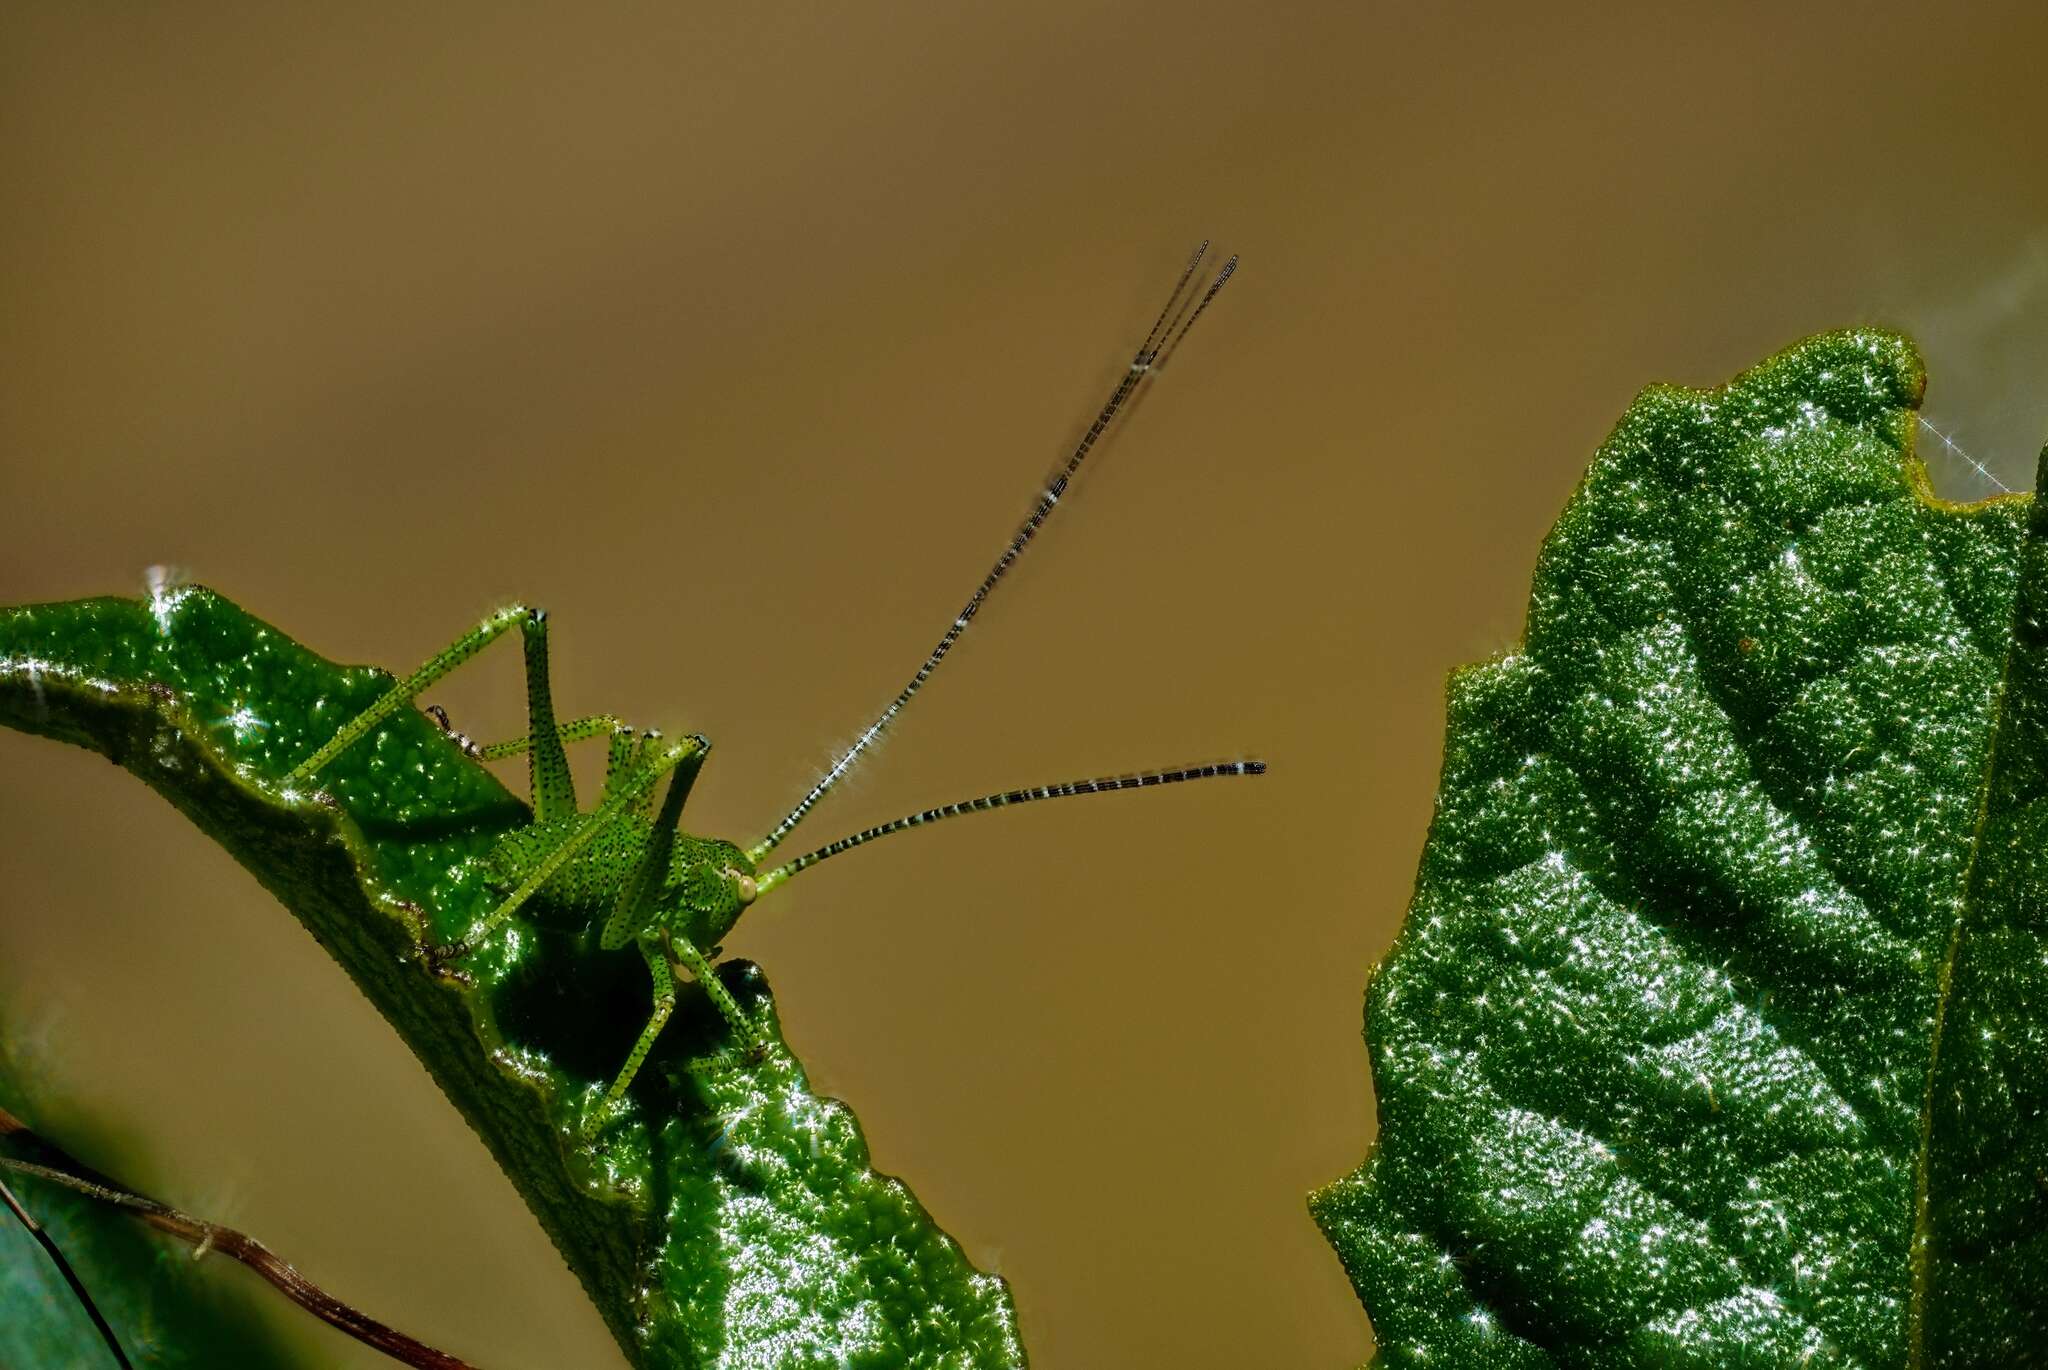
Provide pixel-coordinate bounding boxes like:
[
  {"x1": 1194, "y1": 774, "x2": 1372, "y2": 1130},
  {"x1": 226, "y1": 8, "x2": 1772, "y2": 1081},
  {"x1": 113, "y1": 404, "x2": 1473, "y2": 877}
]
[
  {"x1": 0, "y1": 1106, "x2": 477, "y2": 1370},
  {"x1": 0, "y1": 1169, "x2": 132, "y2": 1368}
]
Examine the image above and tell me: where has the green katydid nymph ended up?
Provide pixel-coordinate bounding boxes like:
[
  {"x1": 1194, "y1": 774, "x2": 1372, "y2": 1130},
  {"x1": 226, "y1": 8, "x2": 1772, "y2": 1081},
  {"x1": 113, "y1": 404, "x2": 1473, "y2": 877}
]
[{"x1": 283, "y1": 244, "x2": 1265, "y2": 1132}]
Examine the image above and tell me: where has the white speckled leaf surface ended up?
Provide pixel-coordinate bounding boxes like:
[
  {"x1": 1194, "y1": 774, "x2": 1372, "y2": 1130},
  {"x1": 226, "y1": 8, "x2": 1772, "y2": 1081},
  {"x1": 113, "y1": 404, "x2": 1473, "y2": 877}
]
[{"x1": 1314, "y1": 331, "x2": 2047, "y2": 1368}]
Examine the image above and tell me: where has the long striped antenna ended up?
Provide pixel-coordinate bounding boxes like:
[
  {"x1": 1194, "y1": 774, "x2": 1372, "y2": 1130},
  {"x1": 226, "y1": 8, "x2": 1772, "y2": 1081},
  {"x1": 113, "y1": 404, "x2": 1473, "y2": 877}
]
[
  {"x1": 753, "y1": 760, "x2": 1265, "y2": 894},
  {"x1": 747, "y1": 244, "x2": 1239, "y2": 863}
]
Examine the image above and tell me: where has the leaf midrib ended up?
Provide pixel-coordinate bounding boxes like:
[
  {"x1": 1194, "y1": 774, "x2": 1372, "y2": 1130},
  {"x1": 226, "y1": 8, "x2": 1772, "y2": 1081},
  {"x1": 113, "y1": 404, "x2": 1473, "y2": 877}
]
[{"x1": 1904, "y1": 492, "x2": 2028, "y2": 1370}]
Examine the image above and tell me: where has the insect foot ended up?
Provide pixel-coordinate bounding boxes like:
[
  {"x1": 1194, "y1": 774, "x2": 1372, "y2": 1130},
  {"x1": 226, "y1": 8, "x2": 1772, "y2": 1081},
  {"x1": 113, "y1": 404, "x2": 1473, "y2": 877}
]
[
  {"x1": 422, "y1": 702, "x2": 483, "y2": 759},
  {"x1": 576, "y1": 1092, "x2": 629, "y2": 1143},
  {"x1": 386, "y1": 908, "x2": 474, "y2": 983},
  {"x1": 418, "y1": 935, "x2": 481, "y2": 987}
]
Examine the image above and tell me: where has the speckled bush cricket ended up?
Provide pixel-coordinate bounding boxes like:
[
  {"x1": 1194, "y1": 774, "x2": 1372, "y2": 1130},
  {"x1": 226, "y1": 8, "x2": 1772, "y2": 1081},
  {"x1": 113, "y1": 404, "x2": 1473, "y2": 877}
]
[{"x1": 284, "y1": 244, "x2": 1264, "y2": 1129}]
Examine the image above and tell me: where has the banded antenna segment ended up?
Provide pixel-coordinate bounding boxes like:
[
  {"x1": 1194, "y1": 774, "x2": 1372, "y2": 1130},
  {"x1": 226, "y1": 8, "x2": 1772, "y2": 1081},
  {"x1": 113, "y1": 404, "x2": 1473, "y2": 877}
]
[
  {"x1": 748, "y1": 243, "x2": 1239, "y2": 863},
  {"x1": 754, "y1": 760, "x2": 1266, "y2": 894}
]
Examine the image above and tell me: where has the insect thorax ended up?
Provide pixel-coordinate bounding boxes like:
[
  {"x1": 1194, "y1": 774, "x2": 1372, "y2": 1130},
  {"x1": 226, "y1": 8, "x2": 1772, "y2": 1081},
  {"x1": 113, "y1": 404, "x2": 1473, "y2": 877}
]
[{"x1": 485, "y1": 817, "x2": 755, "y2": 947}]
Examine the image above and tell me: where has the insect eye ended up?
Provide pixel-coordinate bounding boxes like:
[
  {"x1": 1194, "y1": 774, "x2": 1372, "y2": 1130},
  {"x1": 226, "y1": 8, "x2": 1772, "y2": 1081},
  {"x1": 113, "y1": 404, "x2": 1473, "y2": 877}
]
[{"x1": 732, "y1": 872, "x2": 758, "y2": 905}]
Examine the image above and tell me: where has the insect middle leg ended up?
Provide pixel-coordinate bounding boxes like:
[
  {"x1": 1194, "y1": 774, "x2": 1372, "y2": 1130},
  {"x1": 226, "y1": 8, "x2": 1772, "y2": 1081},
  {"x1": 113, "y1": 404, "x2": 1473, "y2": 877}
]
[{"x1": 479, "y1": 718, "x2": 666, "y2": 820}]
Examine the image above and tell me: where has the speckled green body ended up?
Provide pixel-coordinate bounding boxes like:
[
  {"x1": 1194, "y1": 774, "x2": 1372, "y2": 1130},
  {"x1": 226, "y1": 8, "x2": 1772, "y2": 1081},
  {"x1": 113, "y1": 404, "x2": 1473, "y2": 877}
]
[
  {"x1": 1313, "y1": 330, "x2": 2047, "y2": 1367},
  {"x1": 0, "y1": 590, "x2": 1023, "y2": 1367},
  {"x1": 490, "y1": 815, "x2": 755, "y2": 955}
]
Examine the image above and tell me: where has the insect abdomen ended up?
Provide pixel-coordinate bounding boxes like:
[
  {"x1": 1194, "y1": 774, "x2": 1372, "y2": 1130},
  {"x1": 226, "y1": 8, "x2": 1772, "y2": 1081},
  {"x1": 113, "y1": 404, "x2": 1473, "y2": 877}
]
[{"x1": 486, "y1": 814, "x2": 657, "y2": 918}]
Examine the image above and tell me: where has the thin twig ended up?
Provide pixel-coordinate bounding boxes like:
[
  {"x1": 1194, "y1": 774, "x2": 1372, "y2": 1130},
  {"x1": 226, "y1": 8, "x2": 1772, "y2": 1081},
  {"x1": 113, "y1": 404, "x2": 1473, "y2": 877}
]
[
  {"x1": 0, "y1": 1170, "x2": 133, "y2": 1368},
  {"x1": 0, "y1": 1105, "x2": 478, "y2": 1370}
]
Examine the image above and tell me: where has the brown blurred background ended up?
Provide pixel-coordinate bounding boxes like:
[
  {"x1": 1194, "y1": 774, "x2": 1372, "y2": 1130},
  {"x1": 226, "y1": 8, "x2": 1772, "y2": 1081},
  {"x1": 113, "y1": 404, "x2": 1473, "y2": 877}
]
[{"x1": 3, "y1": 4, "x2": 2046, "y2": 1366}]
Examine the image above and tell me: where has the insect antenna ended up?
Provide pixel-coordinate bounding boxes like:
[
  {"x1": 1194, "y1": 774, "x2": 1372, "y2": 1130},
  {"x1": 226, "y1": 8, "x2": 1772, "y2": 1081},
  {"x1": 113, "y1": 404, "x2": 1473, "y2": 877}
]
[
  {"x1": 1153, "y1": 251, "x2": 1237, "y2": 371},
  {"x1": 746, "y1": 244, "x2": 1239, "y2": 863},
  {"x1": 753, "y1": 760, "x2": 1266, "y2": 894}
]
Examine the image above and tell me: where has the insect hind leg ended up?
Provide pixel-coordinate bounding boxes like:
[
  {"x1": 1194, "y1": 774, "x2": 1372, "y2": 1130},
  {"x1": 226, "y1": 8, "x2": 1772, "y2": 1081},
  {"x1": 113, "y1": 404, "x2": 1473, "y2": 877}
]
[
  {"x1": 433, "y1": 733, "x2": 707, "y2": 967},
  {"x1": 288, "y1": 604, "x2": 533, "y2": 784},
  {"x1": 513, "y1": 610, "x2": 576, "y2": 822},
  {"x1": 474, "y1": 713, "x2": 631, "y2": 766},
  {"x1": 290, "y1": 607, "x2": 596, "y2": 829}
]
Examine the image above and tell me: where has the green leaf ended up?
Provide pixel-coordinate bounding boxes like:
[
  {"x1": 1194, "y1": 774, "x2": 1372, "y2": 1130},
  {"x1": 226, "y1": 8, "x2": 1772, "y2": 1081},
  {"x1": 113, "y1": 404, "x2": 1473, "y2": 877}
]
[
  {"x1": 1312, "y1": 330, "x2": 2046, "y2": 1368},
  {"x1": 0, "y1": 1060, "x2": 300, "y2": 1369},
  {"x1": 0, "y1": 590, "x2": 1023, "y2": 1368}
]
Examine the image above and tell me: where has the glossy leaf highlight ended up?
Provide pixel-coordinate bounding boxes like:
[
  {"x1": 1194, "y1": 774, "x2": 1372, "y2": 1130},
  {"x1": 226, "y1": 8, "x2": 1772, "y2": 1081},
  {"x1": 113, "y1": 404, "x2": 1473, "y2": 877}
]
[
  {"x1": 1314, "y1": 331, "x2": 2046, "y2": 1367},
  {"x1": 0, "y1": 1060, "x2": 299, "y2": 1370},
  {"x1": 0, "y1": 590, "x2": 1022, "y2": 1368}
]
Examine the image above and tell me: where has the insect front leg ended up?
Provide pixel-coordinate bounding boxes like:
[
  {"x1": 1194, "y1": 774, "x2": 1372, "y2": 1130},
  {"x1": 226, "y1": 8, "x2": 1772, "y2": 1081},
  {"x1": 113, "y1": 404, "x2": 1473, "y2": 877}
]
[
  {"x1": 662, "y1": 930, "x2": 764, "y2": 1059},
  {"x1": 585, "y1": 931, "x2": 760, "y2": 1135}
]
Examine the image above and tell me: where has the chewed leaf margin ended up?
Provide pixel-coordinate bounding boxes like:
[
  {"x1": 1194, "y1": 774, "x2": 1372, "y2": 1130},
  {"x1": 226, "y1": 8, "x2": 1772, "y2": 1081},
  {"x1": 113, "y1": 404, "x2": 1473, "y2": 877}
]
[
  {"x1": 1312, "y1": 329, "x2": 2043, "y2": 1368},
  {"x1": 0, "y1": 591, "x2": 1023, "y2": 1368}
]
